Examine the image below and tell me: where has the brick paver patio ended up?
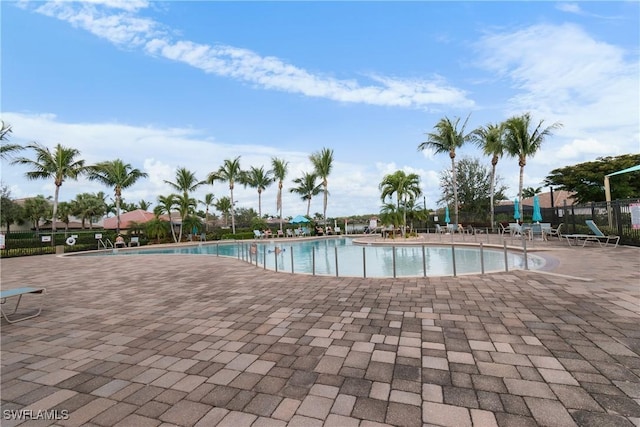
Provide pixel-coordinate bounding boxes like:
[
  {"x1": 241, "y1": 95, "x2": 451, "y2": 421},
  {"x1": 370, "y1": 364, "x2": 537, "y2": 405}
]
[{"x1": 1, "y1": 238, "x2": 639, "y2": 426}]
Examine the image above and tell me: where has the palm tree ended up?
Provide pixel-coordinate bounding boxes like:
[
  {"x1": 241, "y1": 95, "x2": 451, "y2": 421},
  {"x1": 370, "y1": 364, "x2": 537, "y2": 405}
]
[
  {"x1": 418, "y1": 115, "x2": 473, "y2": 226},
  {"x1": 138, "y1": 199, "x2": 153, "y2": 211},
  {"x1": 379, "y1": 170, "x2": 421, "y2": 236},
  {"x1": 57, "y1": 201, "x2": 72, "y2": 231},
  {"x1": 0, "y1": 121, "x2": 23, "y2": 160},
  {"x1": 271, "y1": 157, "x2": 289, "y2": 231},
  {"x1": 208, "y1": 157, "x2": 243, "y2": 234},
  {"x1": 472, "y1": 122, "x2": 505, "y2": 231},
  {"x1": 165, "y1": 167, "x2": 204, "y2": 198},
  {"x1": 199, "y1": 193, "x2": 215, "y2": 232},
  {"x1": 174, "y1": 193, "x2": 197, "y2": 242},
  {"x1": 290, "y1": 172, "x2": 322, "y2": 217},
  {"x1": 309, "y1": 148, "x2": 334, "y2": 226},
  {"x1": 503, "y1": 113, "x2": 562, "y2": 219},
  {"x1": 243, "y1": 166, "x2": 274, "y2": 218},
  {"x1": 86, "y1": 159, "x2": 148, "y2": 233},
  {"x1": 214, "y1": 196, "x2": 232, "y2": 227},
  {"x1": 23, "y1": 195, "x2": 51, "y2": 232},
  {"x1": 12, "y1": 142, "x2": 85, "y2": 234},
  {"x1": 156, "y1": 195, "x2": 178, "y2": 242}
]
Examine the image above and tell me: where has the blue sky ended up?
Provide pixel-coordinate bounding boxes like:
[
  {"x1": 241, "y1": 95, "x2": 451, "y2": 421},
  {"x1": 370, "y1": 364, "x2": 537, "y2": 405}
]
[{"x1": 2, "y1": 1, "x2": 638, "y2": 219}]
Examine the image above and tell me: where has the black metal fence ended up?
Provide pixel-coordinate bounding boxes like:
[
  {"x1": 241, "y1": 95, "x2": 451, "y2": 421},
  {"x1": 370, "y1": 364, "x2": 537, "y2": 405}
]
[{"x1": 0, "y1": 230, "x2": 127, "y2": 258}]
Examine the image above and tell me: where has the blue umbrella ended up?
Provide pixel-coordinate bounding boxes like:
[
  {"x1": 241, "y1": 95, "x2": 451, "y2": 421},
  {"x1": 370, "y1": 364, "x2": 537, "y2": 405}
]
[
  {"x1": 513, "y1": 198, "x2": 521, "y2": 221},
  {"x1": 444, "y1": 206, "x2": 450, "y2": 224},
  {"x1": 532, "y1": 195, "x2": 542, "y2": 223},
  {"x1": 289, "y1": 215, "x2": 310, "y2": 224}
]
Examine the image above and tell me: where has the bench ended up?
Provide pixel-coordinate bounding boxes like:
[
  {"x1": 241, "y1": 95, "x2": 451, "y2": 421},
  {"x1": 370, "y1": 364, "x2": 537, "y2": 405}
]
[{"x1": 1, "y1": 287, "x2": 46, "y2": 324}]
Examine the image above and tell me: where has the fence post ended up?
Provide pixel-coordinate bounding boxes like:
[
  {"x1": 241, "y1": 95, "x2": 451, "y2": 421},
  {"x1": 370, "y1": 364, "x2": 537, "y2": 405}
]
[
  {"x1": 451, "y1": 244, "x2": 457, "y2": 277},
  {"x1": 335, "y1": 246, "x2": 339, "y2": 277},
  {"x1": 480, "y1": 242, "x2": 485, "y2": 275},
  {"x1": 312, "y1": 246, "x2": 316, "y2": 276},
  {"x1": 290, "y1": 246, "x2": 294, "y2": 274},
  {"x1": 362, "y1": 247, "x2": 367, "y2": 279},
  {"x1": 522, "y1": 239, "x2": 528, "y2": 270},
  {"x1": 503, "y1": 241, "x2": 509, "y2": 272},
  {"x1": 422, "y1": 245, "x2": 427, "y2": 277},
  {"x1": 392, "y1": 246, "x2": 397, "y2": 278}
]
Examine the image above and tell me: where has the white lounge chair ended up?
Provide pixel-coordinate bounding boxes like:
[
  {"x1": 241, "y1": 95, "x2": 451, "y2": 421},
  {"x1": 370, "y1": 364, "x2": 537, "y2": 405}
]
[
  {"x1": 586, "y1": 220, "x2": 620, "y2": 247},
  {"x1": 253, "y1": 230, "x2": 263, "y2": 239},
  {"x1": 1, "y1": 287, "x2": 46, "y2": 324}
]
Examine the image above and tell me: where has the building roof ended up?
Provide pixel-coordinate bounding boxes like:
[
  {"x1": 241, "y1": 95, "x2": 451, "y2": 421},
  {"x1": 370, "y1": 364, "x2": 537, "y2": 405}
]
[{"x1": 103, "y1": 209, "x2": 164, "y2": 229}]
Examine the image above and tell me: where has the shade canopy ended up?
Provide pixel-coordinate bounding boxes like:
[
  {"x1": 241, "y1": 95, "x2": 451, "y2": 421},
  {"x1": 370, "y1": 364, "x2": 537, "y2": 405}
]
[
  {"x1": 289, "y1": 215, "x2": 310, "y2": 224},
  {"x1": 513, "y1": 199, "x2": 521, "y2": 220},
  {"x1": 532, "y1": 195, "x2": 542, "y2": 222}
]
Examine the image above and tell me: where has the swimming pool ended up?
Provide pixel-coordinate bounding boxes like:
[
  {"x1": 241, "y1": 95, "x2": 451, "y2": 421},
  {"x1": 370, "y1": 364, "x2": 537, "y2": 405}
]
[{"x1": 81, "y1": 238, "x2": 544, "y2": 277}]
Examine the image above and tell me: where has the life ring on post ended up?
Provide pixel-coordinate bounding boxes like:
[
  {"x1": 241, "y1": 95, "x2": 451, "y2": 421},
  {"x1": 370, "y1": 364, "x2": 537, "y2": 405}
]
[{"x1": 66, "y1": 237, "x2": 76, "y2": 246}]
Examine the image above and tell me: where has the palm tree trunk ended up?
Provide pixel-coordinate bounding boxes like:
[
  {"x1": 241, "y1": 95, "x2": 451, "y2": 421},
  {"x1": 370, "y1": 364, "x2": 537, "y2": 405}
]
[
  {"x1": 323, "y1": 181, "x2": 328, "y2": 226},
  {"x1": 258, "y1": 190, "x2": 262, "y2": 218},
  {"x1": 306, "y1": 198, "x2": 311, "y2": 217},
  {"x1": 277, "y1": 183, "x2": 283, "y2": 231},
  {"x1": 451, "y1": 156, "x2": 459, "y2": 226},
  {"x1": 230, "y1": 187, "x2": 236, "y2": 234},
  {"x1": 519, "y1": 164, "x2": 525, "y2": 221},
  {"x1": 490, "y1": 165, "x2": 496, "y2": 232},
  {"x1": 52, "y1": 185, "x2": 60, "y2": 239},
  {"x1": 115, "y1": 194, "x2": 121, "y2": 234}
]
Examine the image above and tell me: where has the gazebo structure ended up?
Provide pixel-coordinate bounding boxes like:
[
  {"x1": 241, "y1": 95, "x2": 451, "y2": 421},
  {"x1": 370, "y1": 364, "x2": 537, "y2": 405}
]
[{"x1": 604, "y1": 164, "x2": 640, "y2": 227}]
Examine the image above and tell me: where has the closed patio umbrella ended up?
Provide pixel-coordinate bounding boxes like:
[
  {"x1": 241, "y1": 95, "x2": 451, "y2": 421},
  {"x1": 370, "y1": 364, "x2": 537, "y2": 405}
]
[
  {"x1": 532, "y1": 195, "x2": 542, "y2": 223},
  {"x1": 513, "y1": 198, "x2": 521, "y2": 221},
  {"x1": 444, "y1": 206, "x2": 450, "y2": 224}
]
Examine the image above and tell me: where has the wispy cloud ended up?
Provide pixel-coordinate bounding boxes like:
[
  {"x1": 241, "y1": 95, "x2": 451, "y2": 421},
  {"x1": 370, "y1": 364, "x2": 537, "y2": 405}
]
[
  {"x1": 474, "y1": 22, "x2": 639, "y2": 162},
  {"x1": 24, "y1": 1, "x2": 474, "y2": 110}
]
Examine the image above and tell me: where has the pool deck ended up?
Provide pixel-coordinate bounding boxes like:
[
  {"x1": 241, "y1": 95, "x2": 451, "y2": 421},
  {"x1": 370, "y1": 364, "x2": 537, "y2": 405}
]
[{"x1": 1, "y1": 234, "x2": 639, "y2": 427}]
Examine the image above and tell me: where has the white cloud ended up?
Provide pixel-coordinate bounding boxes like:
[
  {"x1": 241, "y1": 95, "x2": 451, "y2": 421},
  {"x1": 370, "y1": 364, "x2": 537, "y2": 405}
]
[
  {"x1": 555, "y1": 3, "x2": 583, "y2": 15},
  {"x1": 25, "y1": 1, "x2": 474, "y2": 109}
]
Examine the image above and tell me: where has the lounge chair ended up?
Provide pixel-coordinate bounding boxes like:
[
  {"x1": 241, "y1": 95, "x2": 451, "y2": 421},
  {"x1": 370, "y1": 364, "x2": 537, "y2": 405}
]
[
  {"x1": 435, "y1": 224, "x2": 445, "y2": 234},
  {"x1": 286, "y1": 229, "x2": 294, "y2": 238},
  {"x1": 129, "y1": 236, "x2": 140, "y2": 247},
  {"x1": 564, "y1": 220, "x2": 620, "y2": 248},
  {"x1": 334, "y1": 226, "x2": 342, "y2": 235},
  {"x1": 277, "y1": 229, "x2": 284, "y2": 238},
  {"x1": 510, "y1": 223, "x2": 532, "y2": 240},
  {"x1": 253, "y1": 230, "x2": 263, "y2": 239},
  {"x1": 586, "y1": 220, "x2": 620, "y2": 247},
  {"x1": 544, "y1": 223, "x2": 562, "y2": 240},
  {"x1": 1, "y1": 287, "x2": 46, "y2": 324},
  {"x1": 499, "y1": 223, "x2": 510, "y2": 236}
]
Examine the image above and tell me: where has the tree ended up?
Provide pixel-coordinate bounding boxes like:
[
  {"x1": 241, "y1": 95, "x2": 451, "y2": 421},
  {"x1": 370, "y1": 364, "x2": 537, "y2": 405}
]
[
  {"x1": 199, "y1": 193, "x2": 215, "y2": 232},
  {"x1": 137, "y1": 199, "x2": 153, "y2": 211},
  {"x1": 379, "y1": 202, "x2": 402, "y2": 232},
  {"x1": 243, "y1": 166, "x2": 274, "y2": 218},
  {"x1": 57, "y1": 201, "x2": 73, "y2": 230},
  {"x1": 23, "y1": 195, "x2": 52, "y2": 232},
  {"x1": 271, "y1": 157, "x2": 289, "y2": 231},
  {"x1": 472, "y1": 122, "x2": 505, "y2": 231},
  {"x1": 146, "y1": 218, "x2": 169, "y2": 243},
  {"x1": 174, "y1": 193, "x2": 197, "y2": 242},
  {"x1": 71, "y1": 193, "x2": 105, "y2": 229},
  {"x1": 155, "y1": 195, "x2": 178, "y2": 243},
  {"x1": 521, "y1": 187, "x2": 542, "y2": 198},
  {"x1": 165, "y1": 167, "x2": 204, "y2": 198},
  {"x1": 0, "y1": 186, "x2": 24, "y2": 233},
  {"x1": 86, "y1": 159, "x2": 148, "y2": 233},
  {"x1": 309, "y1": 148, "x2": 334, "y2": 225},
  {"x1": 379, "y1": 170, "x2": 421, "y2": 236},
  {"x1": 214, "y1": 196, "x2": 232, "y2": 227},
  {"x1": 290, "y1": 172, "x2": 322, "y2": 217},
  {"x1": 208, "y1": 157, "x2": 243, "y2": 234},
  {"x1": 503, "y1": 113, "x2": 562, "y2": 219},
  {"x1": 0, "y1": 121, "x2": 23, "y2": 160},
  {"x1": 12, "y1": 142, "x2": 85, "y2": 234},
  {"x1": 418, "y1": 115, "x2": 474, "y2": 226},
  {"x1": 543, "y1": 154, "x2": 640, "y2": 203},
  {"x1": 439, "y1": 157, "x2": 507, "y2": 221}
]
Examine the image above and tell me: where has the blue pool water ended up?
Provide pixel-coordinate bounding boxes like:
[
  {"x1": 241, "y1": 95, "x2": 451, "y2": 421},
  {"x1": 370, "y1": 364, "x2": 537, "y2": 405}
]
[{"x1": 81, "y1": 238, "x2": 544, "y2": 277}]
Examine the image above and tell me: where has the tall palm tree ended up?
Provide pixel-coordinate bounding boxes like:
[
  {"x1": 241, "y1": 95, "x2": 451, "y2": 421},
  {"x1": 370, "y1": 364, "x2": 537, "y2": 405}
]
[
  {"x1": 208, "y1": 157, "x2": 243, "y2": 234},
  {"x1": 271, "y1": 157, "x2": 289, "y2": 231},
  {"x1": 243, "y1": 166, "x2": 274, "y2": 218},
  {"x1": 379, "y1": 170, "x2": 421, "y2": 236},
  {"x1": 472, "y1": 122, "x2": 505, "y2": 231},
  {"x1": 290, "y1": 172, "x2": 322, "y2": 217},
  {"x1": 0, "y1": 121, "x2": 23, "y2": 160},
  {"x1": 174, "y1": 193, "x2": 197, "y2": 242},
  {"x1": 137, "y1": 199, "x2": 152, "y2": 211},
  {"x1": 86, "y1": 159, "x2": 148, "y2": 233},
  {"x1": 309, "y1": 148, "x2": 334, "y2": 226},
  {"x1": 199, "y1": 193, "x2": 215, "y2": 232},
  {"x1": 156, "y1": 195, "x2": 178, "y2": 243},
  {"x1": 165, "y1": 167, "x2": 204, "y2": 198},
  {"x1": 503, "y1": 113, "x2": 562, "y2": 219},
  {"x1": 418, "y1": 115, "x2": 473, "y2": 226},
  {"x1": 12, "y1": 142, "x2": 85, "y2": 233},
  {"x1": 214, "y1": 196, "x2": 232, "y2": 227}
]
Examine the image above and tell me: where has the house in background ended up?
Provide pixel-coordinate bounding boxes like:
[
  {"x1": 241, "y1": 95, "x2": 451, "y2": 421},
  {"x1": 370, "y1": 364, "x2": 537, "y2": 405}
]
[{"x1": 103, "y1": 209, "x2": 166, "y2": 230}]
